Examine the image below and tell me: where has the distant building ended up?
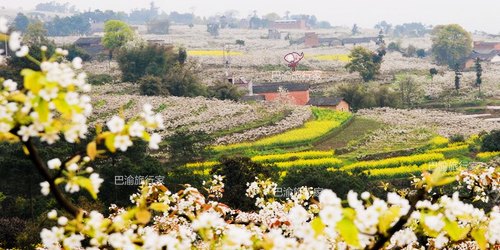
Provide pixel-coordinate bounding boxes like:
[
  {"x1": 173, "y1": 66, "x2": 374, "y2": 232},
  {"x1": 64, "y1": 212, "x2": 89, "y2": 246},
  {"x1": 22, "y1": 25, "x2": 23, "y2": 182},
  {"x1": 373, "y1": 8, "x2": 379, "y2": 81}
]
[
  {"x1": 307, "y1": 97, "x2": 350, "y2": 112},
  {"x1": 341, "y1": 37, "x2": 378, "y2": 46},
  {"x1": 292, "y1": 34, "x2": 376, "y2": 47},
  {"x1": 250, "y1": 82, "x2": 310, "y2": 105},
  {"x1": 465, "y1": 50, "x2": 500, "y2": 68},
  {"x1": 271, "y1": 19, "x2": 307, "y2": 30},
  {"x1": 473, "y1": 41, "x2": 500, "y2": 54},
  {"x1": 74, "y1": 37, "x2": 106, "y2": 58},
  {"x1": 304, "y1": 32, "x2": 320, "y2": 47}
]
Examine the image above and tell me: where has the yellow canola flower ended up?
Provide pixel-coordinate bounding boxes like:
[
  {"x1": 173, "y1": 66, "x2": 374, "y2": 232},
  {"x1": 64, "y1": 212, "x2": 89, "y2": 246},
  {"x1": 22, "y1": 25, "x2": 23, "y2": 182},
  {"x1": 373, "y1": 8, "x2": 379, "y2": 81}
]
[
  {"x1": 476, "y1": 151, "x2": 500, "y2": 161},
  {"x1": 185, "y1": 161, "x2": 220, "y2": 168},
  {"x1": 309, "y1": 54, "x2": 350, "y2": 62},
  {"x1": 364, "y1": 159, "x2": 461, "y2": 179},
  {"x1": 340, "y1": 153, "x2": 446, "y2": 171},
  {"x1": 215, "y1": 109, "x2": 351, "y2": 151},
  {"x1": 275, "y1": 157, "x2": 342, "y2": 168},
  {"x1": 251, "y1": 150, "x2": 335, "y2": 163},
  {"x1": 427, "y1": 144, "x2": 469, "y2": 154},
  {"x1": 429, "y1": 136, "x2": 449, "y2": 148},
  {"x1": 187, "y1": 50, "x2": 243, "y2": 56}
]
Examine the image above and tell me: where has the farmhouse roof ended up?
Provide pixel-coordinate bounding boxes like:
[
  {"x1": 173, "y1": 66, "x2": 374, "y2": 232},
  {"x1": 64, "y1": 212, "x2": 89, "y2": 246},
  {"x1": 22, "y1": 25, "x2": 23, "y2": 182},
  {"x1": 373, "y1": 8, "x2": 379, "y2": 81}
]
[
  {"x1": 469, "y1": 50, "x2": 500, "y2": 61},
  {"x1": 252, "y1": 83, "x2": 310, "y2": 94},
  {"x1": 241, "y1": 95, "x2": 266, "y2": 102},
  {"x1": 341, "y1": 37, "x2": 377, "y2": 44},
  {"x1": 307, "y1": 97, "x2": 347, "y2": 106},
  {"x1": 75, "y1": 37, "x2": 102, "y2": 45}
]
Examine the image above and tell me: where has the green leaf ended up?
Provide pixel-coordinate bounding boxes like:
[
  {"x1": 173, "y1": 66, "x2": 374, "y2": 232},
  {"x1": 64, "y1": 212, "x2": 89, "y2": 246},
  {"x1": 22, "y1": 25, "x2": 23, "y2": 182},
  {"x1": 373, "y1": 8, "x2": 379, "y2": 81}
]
[
  {"x1": 105, "y1": 134, "x2": 116, "y2": 153},
  {"x1": 336, "y1": 216, "x2": 360, "y2": 247},
  {"x1": 52, "y1": 98, "x2": 70, "y2": 114},
  {"x1": 76, "y1": 176, "x2": 97, "y2": 199},
  {"x1": 378, "y1": 206, "x2": 401, "y2": 234},
  {"x1": 443, "y1": 218, "x2": 470, "y2": 241},
  {"x1": 150, "y1": 203, "x2": 169, "y2": 212},
  {"x1": 21, "y1": 69, "x2": 45, "y2": 94},
  {"x1": 86, "y1": 141, "x2": 97, "y2": 160},
  {"x1": 36, "y1": 100, "x2": 50, "y2": 123},
  {"x1": 0, "y1": 33, "x2": 8, "y2": 41},
  {"x1": 471, "y1": 227, "x2": 487, "y2": 250},
  {"x1": 311, "y1": 217, "x2": 325, "y2": 237}
]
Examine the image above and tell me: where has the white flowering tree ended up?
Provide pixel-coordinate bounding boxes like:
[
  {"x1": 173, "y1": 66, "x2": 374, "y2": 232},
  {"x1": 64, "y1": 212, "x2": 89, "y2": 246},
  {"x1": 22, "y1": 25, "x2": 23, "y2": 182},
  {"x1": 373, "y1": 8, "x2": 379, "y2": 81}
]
[{"x1": 1, "y1": 18, "x2": 499, "y2": 250}]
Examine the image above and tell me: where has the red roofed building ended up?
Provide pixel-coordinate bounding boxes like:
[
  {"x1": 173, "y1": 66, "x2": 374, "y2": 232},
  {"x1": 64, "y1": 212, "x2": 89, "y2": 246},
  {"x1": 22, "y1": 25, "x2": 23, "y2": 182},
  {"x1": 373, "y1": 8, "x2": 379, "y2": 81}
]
[{"x1": 250, "y1": 83, "x2": 310, "y2": 105}]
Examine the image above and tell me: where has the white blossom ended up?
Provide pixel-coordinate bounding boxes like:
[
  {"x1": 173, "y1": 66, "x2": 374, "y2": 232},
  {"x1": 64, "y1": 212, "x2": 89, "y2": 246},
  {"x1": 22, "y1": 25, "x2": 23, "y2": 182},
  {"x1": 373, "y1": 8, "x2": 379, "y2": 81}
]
[
  {"x1": 15, "y1": 45, "x2": 29, "y2": 57},
  {"x1": 89, "y1": 173, "x2": 104, "y2": 194},
  {"x1": 128, "y1": 122, "x2": 145, "y2": 137},
  {"x1": 72, "y1": 57, "x2": 83, "y2": 69},
  {"x1": 47, "y1": 158, "x2": 62, "y2": 170},
  {"x1": 107, "y1": 116, "x2": 125, "y2": 133},
  {"x1": 149, "y1": 133, "x2": 161, "y2": 150},
  {"x1": 8, "y1": 31, "x2": 21, "y2": 51},
  {"x1": 58, "y1": 216, "x2": 68, "y2": 226},
  {"x1": 115, "y1": 135, "x2": 133, "y2": 151},
  {"x1": 2, "y1": 79, "x2": 17, "y2": 92},
  {"x1": 47, "y1": 209, "x2": 57, "y2": 219},
  {"x1": 40, "y1": 181, "x2": 50, "y2": 196}
]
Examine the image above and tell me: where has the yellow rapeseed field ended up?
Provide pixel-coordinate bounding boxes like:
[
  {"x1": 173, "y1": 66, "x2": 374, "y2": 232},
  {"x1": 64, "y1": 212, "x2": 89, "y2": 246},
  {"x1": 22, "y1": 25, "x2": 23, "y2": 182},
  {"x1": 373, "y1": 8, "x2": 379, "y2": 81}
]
[
  {"x1": 427, "y1": 144, "x2": 469, "y2": 154},
  {"x1": 187, "y1": 50, "x2": 243, "y2": 56},
  {"x1": 251, "y1": 150, "x2": 335, "y2": 163},
  {"x1": 275, "y1": 157, "x2": 343, "y2": 168},
  {"x1": 214, "y1": 108, "x2": 352, "y2": 151},
  {"x1": 340, "y1": 153, "x2": 446, "y2": 171},
  {"x1": 476, "y1": 151, "x2": 500, "y2": 161},
  {"x1": 363, "y1": 159, "x2": 460, "y2": 179},
  {"x1": 310, "y1": 54, "x2": 350, "y2": 62}
]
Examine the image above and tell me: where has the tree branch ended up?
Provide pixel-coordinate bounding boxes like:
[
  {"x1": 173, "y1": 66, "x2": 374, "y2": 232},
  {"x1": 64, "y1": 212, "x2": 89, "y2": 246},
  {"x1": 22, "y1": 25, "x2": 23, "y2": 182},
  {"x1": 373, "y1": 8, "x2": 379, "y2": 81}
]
[{"x1": 24, "y1": 139, "x2": 82, "y2": 217}]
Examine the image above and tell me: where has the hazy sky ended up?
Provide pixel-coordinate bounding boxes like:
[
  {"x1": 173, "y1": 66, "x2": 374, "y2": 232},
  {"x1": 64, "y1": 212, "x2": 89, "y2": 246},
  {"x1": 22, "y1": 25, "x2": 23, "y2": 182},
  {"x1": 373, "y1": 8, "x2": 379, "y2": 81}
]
[{"x1": 2, "y1": 0, "x2": 499, "y2": 33}]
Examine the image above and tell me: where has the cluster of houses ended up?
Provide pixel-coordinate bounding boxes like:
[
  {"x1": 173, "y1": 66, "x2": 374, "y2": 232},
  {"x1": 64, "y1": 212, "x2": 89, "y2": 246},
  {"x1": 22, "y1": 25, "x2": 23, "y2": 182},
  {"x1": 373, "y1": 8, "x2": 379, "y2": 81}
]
[
  {"x1": 465, "y1": 41, "x2": 500, "y2": 68},
  {"x1": 242, "y1": 82, "x2": 351, "y2": 112}
]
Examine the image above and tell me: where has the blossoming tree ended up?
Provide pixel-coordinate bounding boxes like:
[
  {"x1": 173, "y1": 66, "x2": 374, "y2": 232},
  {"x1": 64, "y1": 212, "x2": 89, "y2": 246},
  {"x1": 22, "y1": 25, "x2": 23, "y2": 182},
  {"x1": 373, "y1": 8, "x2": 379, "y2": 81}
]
[{"x1": 0, "y1": 18, "x2": 499, "y2": 250}]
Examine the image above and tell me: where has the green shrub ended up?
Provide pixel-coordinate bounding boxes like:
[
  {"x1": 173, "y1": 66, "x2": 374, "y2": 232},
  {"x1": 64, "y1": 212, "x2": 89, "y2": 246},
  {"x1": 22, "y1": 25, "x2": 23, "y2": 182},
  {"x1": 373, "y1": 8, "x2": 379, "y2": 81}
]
[
  {"x1": 281, "y1": 167, "x2": 368, "y2": 199},
  {"x1": 211, "y1": 156, "x2": 278, "y2": 211},
  {"x1": 481, "y1": 130, "x2": 500, "y2": 152},
  {"x1": 449, "y1": 134, "x2": 465, "y2": 143},
  {"x1": 117, "y1": 44, "x2": 178, "y2": 82},
  {"x1": 87, "y1": 73, "x2": 114, "y2": 85},
  {"x1": 209, "y1": 82, "x2": 244, "y2": 101},
  {"x1": 63, "y1": 44, "x2": 91, "y2": 61},
  {"x1": 139, "y1": 75, "x2": 167, "y2": 96},
  {"x1": 164, "y1": 64, "x2": 207, "y2": 97}
]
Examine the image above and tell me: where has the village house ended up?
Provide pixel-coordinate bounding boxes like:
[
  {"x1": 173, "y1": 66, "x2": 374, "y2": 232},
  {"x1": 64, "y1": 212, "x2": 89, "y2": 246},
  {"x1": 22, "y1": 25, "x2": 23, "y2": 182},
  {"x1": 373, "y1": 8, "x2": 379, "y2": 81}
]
[
  {"x1": 473, "y1": 41, "x2": 500, "y2": 53},
  {"x1": 465, "y1": 51, "x2": 500, "y2": 69},
  {"x1": 271, "y1": 19, "x2": 307, "y2": 30},
  {"x1": 74, "y1": 37, "x2": 106, "y2": 58},
  {"x1": 248, "y1": 82, "x2": 310, "y2": 105},
  {"x1": 465, "y1": 41, "x2": 500, "y2": 68},
  {"x1": 307, "y1": 97, "x2": 350, "y2": 112},
  {"x1": 341, "y1": 37, "x2": 378, "y2": 46}
]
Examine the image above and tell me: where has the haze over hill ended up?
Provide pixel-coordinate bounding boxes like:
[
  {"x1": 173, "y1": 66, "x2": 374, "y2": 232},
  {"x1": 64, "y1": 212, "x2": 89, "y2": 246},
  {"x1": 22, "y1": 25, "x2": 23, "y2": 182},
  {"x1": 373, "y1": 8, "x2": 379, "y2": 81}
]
[{"x1": 2, "y1": 0, "x2": 500, "y2": 34}]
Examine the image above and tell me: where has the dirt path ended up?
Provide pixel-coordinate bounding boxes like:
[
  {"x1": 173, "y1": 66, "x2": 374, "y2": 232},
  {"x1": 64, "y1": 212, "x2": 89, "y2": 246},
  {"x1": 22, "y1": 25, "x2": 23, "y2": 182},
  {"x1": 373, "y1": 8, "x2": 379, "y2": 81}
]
[{"x1": 313, "y1": 116, "x2": 384, "y2": 151}]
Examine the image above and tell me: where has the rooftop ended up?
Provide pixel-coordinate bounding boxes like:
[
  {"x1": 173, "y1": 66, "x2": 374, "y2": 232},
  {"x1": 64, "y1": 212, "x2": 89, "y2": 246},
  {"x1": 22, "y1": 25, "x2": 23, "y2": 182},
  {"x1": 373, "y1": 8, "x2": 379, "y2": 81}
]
[
  {"x1": 252, "y1": 83, "x2": 310, "y2": 94},
  {"x1": 307, "y1": 97, "x2": 346, "y2": 106}
]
